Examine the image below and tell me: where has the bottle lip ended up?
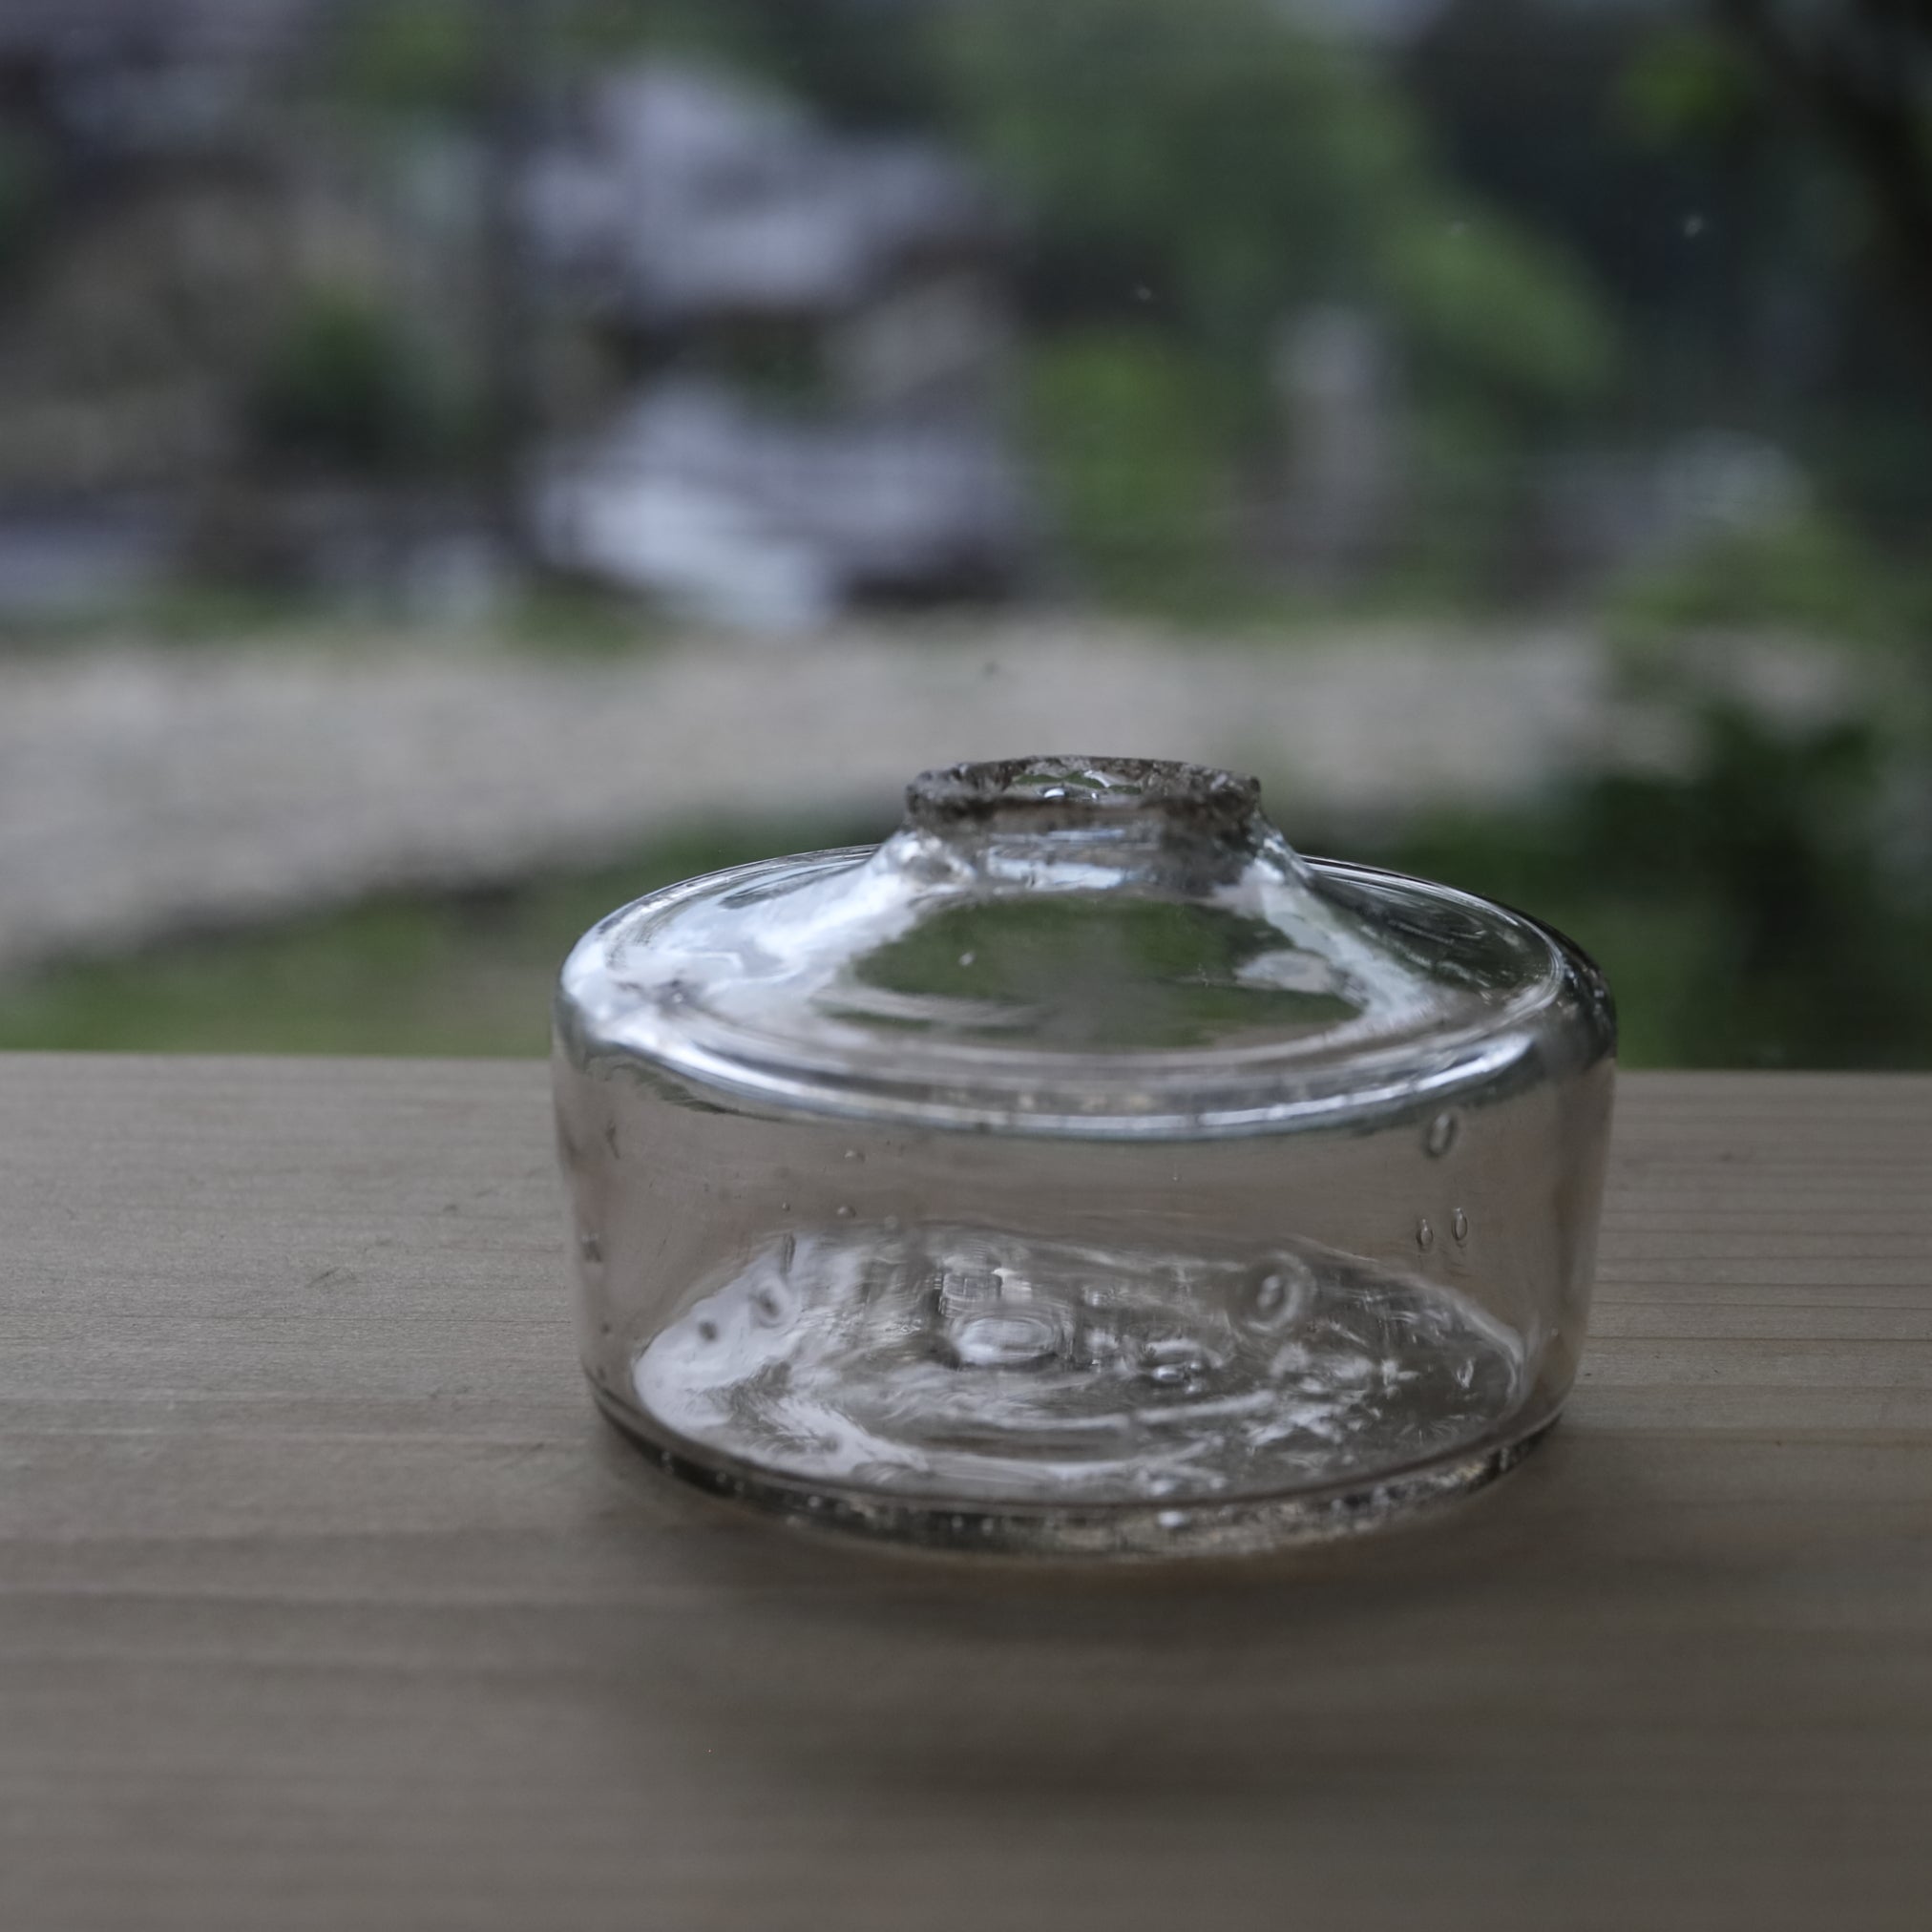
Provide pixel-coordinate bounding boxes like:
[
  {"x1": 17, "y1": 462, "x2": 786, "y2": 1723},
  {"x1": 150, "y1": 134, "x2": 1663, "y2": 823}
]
[{"x1": 906, "y1": 756, "x2": 1262, "y2": 838}]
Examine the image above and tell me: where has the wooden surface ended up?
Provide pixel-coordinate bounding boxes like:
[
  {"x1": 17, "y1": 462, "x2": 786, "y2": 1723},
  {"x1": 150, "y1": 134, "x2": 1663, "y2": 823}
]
[{"x1": 1, "y1": 1058, "x2": 1927, "y2": 1932}]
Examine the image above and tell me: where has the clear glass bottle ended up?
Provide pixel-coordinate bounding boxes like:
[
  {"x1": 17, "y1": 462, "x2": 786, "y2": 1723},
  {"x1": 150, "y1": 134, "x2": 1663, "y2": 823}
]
[{"x1": 554, "y1": 757, "x2": 1614, "y2": 1555}]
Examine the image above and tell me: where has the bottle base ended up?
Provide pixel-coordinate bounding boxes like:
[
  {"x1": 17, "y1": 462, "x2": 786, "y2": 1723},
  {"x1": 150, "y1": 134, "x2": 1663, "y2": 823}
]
[{"x1": 590, "y1": 1382, "x2": 1559, "y2": 1560}]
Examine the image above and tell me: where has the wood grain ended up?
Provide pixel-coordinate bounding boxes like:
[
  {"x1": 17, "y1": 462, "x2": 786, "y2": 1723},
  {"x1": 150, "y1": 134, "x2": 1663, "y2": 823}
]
[{"x1": 0, "y1": 1057, "x2": 1927, "y2": 1932}]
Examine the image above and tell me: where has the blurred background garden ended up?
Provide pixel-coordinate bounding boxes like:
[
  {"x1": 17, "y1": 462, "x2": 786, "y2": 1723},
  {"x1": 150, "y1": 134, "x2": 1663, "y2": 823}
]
[{"x1": 2, "y1": 0, "x2": 1929, "y2": 1066}]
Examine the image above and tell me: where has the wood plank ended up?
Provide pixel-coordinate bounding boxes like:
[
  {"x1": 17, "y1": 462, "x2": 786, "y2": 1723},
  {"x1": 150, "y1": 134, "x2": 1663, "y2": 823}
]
[{"x1": 0, "y1": 1057, "x2": 1927, "y2": 1932}]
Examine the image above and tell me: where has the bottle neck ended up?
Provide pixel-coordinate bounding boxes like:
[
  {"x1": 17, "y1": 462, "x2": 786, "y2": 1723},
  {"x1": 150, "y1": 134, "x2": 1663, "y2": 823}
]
[
  {"x1": 892, "y1": 757, "x2": 1284, "y2": 896},
  {"x1": 904, "y1": 757, "x2": 1263, "y2": 842}
]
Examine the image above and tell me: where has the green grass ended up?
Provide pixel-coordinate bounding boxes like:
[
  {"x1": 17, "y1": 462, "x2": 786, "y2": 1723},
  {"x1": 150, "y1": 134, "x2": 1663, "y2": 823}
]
[{"x1": 0, "y1": 818, "x2": 880, "y2": 1058}]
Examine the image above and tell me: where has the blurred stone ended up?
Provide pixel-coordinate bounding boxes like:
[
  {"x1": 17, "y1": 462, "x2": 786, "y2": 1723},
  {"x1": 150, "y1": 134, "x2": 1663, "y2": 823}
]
[
  {"x1": 534, "y1": 381, "x2": 1033, "y2": 633},
  {"x1": 524, "y1": 62, "x2": 1009, "y2": 338}
]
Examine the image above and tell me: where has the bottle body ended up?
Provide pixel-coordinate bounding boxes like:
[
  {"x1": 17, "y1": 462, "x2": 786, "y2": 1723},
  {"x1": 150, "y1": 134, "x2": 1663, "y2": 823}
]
[{"x1": 555, "y1": 875, "x2": 1613, "y2": 1556}]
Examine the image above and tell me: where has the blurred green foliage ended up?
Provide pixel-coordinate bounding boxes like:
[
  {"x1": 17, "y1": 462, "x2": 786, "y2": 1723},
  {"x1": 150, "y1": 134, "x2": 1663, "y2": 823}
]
[
  {"x1": 1420, "y1": 0, "x2": 1932, "y2": 496},
  {"x1": 0, "y1": 125, "x2": 50, "y2": 271},
  {"x1": 935, "y1": 0, "x2": 1614, "y2": 384},
  {"x1": 1607, "y1": 513, "x2": 1932, "y2": 653},
  {"x1": 1383, "y1": 208, "x2": 1614, "y2": 418},
  {"x1": 934, "y1": 0, "x2": 1414, "y2": 356},
  {"x1": 246, "y1": 286, "x2": 473, "y2": 476},
  {"x1": 1022, "y1": 331, "x2": 1236, "y2": 613},
  {"x1": 1380, "y1": 704, "x2": 1932, "y2": 1069},
  {"x1": 933, "y1": 0, "x2": 1615, "y2": 601},
  {"x1": 1616, "y1": 21, "x2": 1765, "y2": 149},
  {"x1": 333, "y1": 0, "x2": 491, "y2": 115}
]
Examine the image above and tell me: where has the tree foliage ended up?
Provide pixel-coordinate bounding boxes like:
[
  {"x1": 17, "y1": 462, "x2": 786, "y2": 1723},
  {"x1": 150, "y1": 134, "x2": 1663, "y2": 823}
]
[{"x1": 934, "y1": 0, "x2": 1613, "y2": 418}]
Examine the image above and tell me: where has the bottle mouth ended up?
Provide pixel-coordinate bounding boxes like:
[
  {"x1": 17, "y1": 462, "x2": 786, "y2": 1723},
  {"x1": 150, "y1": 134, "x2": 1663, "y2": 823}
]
[{"x1": 905, "y1": 756, "x2": 1262, "y2": 837}]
